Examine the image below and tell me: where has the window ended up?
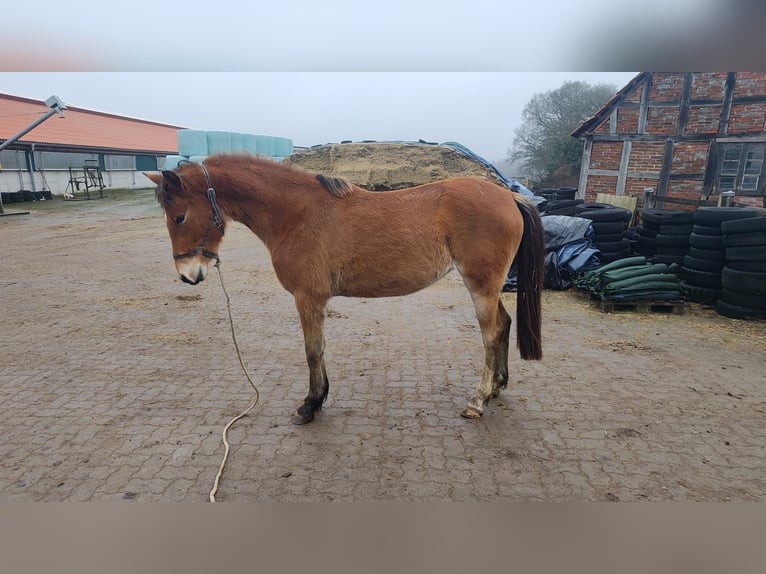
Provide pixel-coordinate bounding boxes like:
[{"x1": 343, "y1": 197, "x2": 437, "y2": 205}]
[
  {"x1": 135, "y1": 155, "x2": 157, "y2": 171},
  {"x1": 0, "y1": 150, "x2": 25, "y2": 170},
  {"x1": 104, "y1": 155, "x2": 136, "y2": 170},
  {"x1": 34, "y1": 151, "x2": 98, "y2": 170},
  {"x1": 713, "y1": 143, "x2": 766, "y2": 196}
]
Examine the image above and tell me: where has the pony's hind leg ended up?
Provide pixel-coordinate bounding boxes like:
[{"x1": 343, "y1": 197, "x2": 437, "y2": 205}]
[
  {"x1": 291, "y1": 295, "x2": 330, "y2": 425},
  {"x1": 491, "y1": 299, "x2": 512, "y2": 399},
  {"x1": 461, "y1": 287, "x2": 506, "y2": 419}
]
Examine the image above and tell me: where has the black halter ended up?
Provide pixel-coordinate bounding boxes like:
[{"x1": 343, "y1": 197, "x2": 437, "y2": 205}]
[{"x1": 172, "y1": 162, "x2": 225, "y2": 266}]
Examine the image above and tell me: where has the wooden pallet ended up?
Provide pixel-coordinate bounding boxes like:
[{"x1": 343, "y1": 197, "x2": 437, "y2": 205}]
[{"x1": 595, "y1": 298, "x2": 685, "y2": 314}]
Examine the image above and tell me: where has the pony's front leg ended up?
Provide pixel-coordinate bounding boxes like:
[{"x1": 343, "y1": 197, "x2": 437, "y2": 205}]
[{"x1": 290, "y1": 295, "x2": 330, "y2": 425}]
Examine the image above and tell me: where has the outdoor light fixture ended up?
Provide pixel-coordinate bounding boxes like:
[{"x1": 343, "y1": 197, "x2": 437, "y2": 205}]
[{"x1": 0, "y1": 95, "x2": 67, "y2": 214}]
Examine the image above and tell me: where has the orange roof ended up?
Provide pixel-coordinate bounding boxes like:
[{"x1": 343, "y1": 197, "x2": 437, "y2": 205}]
[{"x1": 0, "y1": 93, "x2": 184, "y2": 154}]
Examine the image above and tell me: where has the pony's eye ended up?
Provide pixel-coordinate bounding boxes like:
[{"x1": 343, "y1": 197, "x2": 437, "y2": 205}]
[{"x1": 174, "y1": 214, "x2": 186, "y2": 225}]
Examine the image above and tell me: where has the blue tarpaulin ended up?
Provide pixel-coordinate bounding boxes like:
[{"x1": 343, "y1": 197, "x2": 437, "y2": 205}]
[{"x1": 504, "y1": 215, "x2": 601, "y2": 291}]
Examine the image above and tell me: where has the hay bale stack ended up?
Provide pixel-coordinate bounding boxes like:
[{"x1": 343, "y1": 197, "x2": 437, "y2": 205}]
[{"x1": 285, "y1": 142, "x2": 506, "y2": 191}]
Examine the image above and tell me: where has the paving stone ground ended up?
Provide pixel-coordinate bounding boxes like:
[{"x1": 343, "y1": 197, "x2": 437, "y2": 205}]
[{"x1": 1, "y1": 191, "x2": 764, "y2": 501}]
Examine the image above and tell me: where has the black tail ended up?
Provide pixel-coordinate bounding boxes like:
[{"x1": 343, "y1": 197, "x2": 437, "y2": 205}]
[{"x1": 513, "y1": 196, "x2": 544, "y2": 360}]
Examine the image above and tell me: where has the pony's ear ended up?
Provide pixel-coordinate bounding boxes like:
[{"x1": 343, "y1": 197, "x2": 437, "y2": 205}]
[
  {"x1": 161, "y1": 170, "x2": 182, "y2": 189},
  {"x1": 143, "y1": 172, "x2": 162, "y2": 185}
]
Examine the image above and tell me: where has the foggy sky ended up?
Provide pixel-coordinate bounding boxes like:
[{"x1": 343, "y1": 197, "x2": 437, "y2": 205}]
[
  {"x1": 4, "y1": 0, "x2": 755, "y2": 162},
  {"x1": 0, "y1": 73, "x2": 636, "y2": 162}
]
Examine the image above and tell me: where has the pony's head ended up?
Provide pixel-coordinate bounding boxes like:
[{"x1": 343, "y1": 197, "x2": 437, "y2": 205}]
[{"x1": 145, "y1": 166, "x2": 226, "y2": 285}]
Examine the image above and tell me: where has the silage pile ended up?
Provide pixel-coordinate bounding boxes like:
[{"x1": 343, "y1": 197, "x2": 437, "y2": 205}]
[{"x1": 285, "y1": 142, "x2": 507, "y2": 191}]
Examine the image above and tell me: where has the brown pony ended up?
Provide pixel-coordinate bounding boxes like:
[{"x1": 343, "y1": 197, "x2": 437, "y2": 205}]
[{"x1": 146, "y1": 154, "x2": 544, "y2": 424}]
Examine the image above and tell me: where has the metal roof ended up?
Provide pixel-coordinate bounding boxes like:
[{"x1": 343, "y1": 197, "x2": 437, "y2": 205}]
[{"x1": 0, "y1": 93, "x2": 184, "y2": 154}]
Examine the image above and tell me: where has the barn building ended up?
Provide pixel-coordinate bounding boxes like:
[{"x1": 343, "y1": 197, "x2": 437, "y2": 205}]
[
  {"x1": 573, "y1": 72, "x2": 766, "y2": 210},
  {"x1": 0, "y1": 93, "x2": 183, "y2": 201}
]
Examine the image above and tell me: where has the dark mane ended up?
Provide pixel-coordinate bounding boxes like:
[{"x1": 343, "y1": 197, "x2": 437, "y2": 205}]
[
  {"x1": 154, "y1": 183, "x2": 166, "y2": 205},
  {"x1": 315, "y1": 174, "x2": 353, "y2": 198},
  {"x1": 175, "y1": 154, "x2": 354, "y2": 199}
]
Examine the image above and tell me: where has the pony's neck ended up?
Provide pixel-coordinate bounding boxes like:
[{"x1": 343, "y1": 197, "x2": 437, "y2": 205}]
[{"x1": 208, "y1": 159, "x2": 309, "y2": 250}]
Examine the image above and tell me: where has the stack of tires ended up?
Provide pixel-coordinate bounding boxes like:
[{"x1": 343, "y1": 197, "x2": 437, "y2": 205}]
[
  {"x1": 679, "y1": 207, "x2": 764, "y2": 306},
  {"x1": 680, "y1": 220, "x2": 726, "y2": 304},
  {"x1": 574, "y1": 203, "x2": 633, "y2": 264},
  {"x1": 652, "y1": 212, "x2": 695, "y2": 265},
  {"x1": 636, "y1": 208, "x2": 692, "y2": 260},
  {"x1": 718, "y1": 214, "x2": 766, "y2": 320}
]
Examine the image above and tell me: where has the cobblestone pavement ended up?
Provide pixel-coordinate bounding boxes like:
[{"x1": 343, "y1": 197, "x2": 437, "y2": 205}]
[{"x1": 1, "y1": 192, "x2": 765, "y2": 501}]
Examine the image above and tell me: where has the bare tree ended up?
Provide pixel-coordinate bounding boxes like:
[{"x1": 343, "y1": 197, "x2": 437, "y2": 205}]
[{"x1": 510, "y1": 81, "x2": 617, "y2": 188}]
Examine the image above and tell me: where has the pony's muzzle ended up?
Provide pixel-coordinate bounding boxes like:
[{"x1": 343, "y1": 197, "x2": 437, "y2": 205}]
[
  {"x1": 176, "y1": 261, "x2": 207, "y2": 285},
  {"x1": 180, "y1": 272, "x2": 203, "y2": 285}
]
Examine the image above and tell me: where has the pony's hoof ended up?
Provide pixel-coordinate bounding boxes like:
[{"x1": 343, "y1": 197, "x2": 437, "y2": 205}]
[
  {"x1": 491, "y1": 380, "x2": 508, "y2": 398},
  {"x1": 290, "y1": 411, "x2": 314, "y2": 425},
  {"x1": 460, "y1": 405, "x2": 483, "y2": 419}
]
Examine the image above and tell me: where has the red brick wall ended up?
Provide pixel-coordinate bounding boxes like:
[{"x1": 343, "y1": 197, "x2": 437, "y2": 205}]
[
  {"x1": 649, "y1": 73, "x2": 684, "y2": 100},
  {"x1": 691, "y1": 72, "x2": 727, "y2": 100},
  {"x1": 625, "y1": 82, "x2": 643, "y2": 103},
  {"x1": 590, "y1": 141, "x2": 622, "y2": 170},
  {"x1": 593, "y1": 120, "x2": 610, "y2": 134},
  {"x1": 733, "y1": 72, "x2": 766, "y2": 97},
  {"x1": 645, "y1": 106, "x2": 680, "y2": 135},
  {"x1": 664, "y1": 179, "x2": 704, "y2": 209},
  {"x1": 735, "y1": 196, "x2": 765, "y2": 208},
  {"x1": 624, "y1": 177, "x2": 658, "y2": 198},
  {"x1": 728, "y1": 103, "x2": 766, "y2": 133},
  {"x1": 671, "y1": 141, "x2": 710, "y2": 173},
  {"x1": 616, "y1": 107, "x2": 639, "y2": 134},
  {"x1": 627, "y1": 142, "x2": 665, "y2": 172},
  {"x1": 685, "y1": 105, "x2": 721, "y2": 134},
  {"x1": 584, "y1": 175, "x2": 618, "y2": 202}
]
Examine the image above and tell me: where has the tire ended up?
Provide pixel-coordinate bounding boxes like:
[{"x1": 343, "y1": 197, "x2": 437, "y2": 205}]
[
  {"x1": 638, "y1": 227, "x2": 659, "y2": 238},
  {"x1": 688, "y1": 246, "x2": 725, "y2": 261},
  {"x1": 682, "y1": 255, "x2": 725, "y2": 273},
  {"x1": 678, "y1": 267, "x2": 722, "y2": 288},
  {"x1": 577, "y1": 202, "x2": 616, "y2": 211},
  {"x1": 591, "y1": 220, "x2": 628, "y2": 235},
  {"x1": 543, "y1": 199, "x2": 583, "y2": 215},
  {"x1": 576, "y1": 207, "x2": 633, "y2": 223},
  {"x1": 660, "y1": 223, "x2": 695, "y2": 235},
  {"x1": 655, "y1": 246, "x2": 688, "y2": 256},
  {"x1": 681, "y1": 281, "x2": 721, "y2": 305},
  {"x1": 715, "y1": 299, "x2": 766, "y2": 320},
  {"x1": 720, "y1": 289, "x2": 766, "y2": 311},
  {"x1": 721, "y1": 266, "x2": 766, "y2": 295},
  {"x1": 655, "y1": 234, "x2": 691, "y2": 248},
  {"x1": 722, "y1": 230, "x2": 766, "y2": 247},
  {"x1": 636, "y1": 236, "x2": 657, "y2": 249},
  {"x1": 544, "y1": 205, "x2": 581, "y2": 216},
  {"x1": 555, "y1": 188, "x2": 577, "y2": 200},
  {"x1": 721, "y1": 215, "x2": 766, "y2": 234},
  {"x1": 594, "y1": 232, "x2": 625, "y2": 243},
  {"x1": 642, "y1": 208, "x2": 695, "y2": 226},
  {"x1": 641, "y1": 219, "x2": 662, "y2": 232},
  {"x1": 694, "y1": 207, "x2": 765, "y2": 226},
  {"x1": 726, "y1": 259, "x2": 766, "y2": 273},
  {"x1": 726, "y1": 245, "x2": 766, "y2": 262},
  {"x1": 689, "y1": 233, "x2": 724, "y2": 249},
  {"x1": 595, "y1": 238, "x2": 632, "y2": 253},
  {"x1": 692, "y1": 224, "x2": 723, "y2": 236}
]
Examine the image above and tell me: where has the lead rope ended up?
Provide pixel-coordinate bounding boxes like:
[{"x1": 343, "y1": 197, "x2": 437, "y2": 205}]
[{"x1": 209, "y1": 261, "x2": 260, "y2": 502}]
